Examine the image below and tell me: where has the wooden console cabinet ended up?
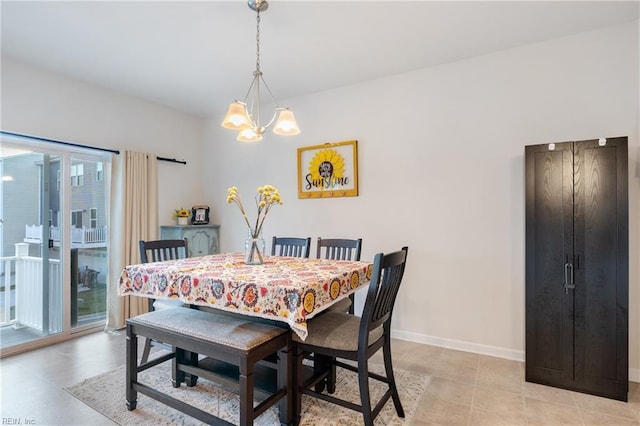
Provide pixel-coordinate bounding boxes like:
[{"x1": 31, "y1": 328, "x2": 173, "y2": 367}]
[{"x1": 160, "y1": 224, "x2": 220, "y2": 257}]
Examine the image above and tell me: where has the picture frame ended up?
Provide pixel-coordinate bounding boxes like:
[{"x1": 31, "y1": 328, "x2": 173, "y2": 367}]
[
  {"x1": 191, "y1": 205, "x2": 210, "y2": 225},
  {"x1": 297, "y1": 140, "x2": 358, "y2": 199}
]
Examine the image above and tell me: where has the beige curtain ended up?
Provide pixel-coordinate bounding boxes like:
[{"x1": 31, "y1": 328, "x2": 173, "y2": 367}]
[{"x1": 106, "y1": 151, "x2": 158, "y2": 330}]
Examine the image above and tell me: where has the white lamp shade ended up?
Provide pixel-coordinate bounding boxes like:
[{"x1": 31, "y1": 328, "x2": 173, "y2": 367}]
[
  {"x1": 273, "y1": 109, "x2": 300, "y2": 136},
  {"x1": 221, "y1": 102, "x2": 252, "y2": 130},
  {"x1": 237, "y1": 128, "x2": 263, "y2": 142}
]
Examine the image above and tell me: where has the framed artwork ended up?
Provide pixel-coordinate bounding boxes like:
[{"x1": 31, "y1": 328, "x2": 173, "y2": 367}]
[
  {"x1": 191, "y1": 205, "x2": 210, "y2": 225},
  {"x1": 297, "y1": 140, "x2": 358, "y2": 199}
]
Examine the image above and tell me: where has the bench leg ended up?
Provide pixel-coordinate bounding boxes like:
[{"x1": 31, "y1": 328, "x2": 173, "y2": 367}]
[
  {"x1": 140, "y1": 337, "x2": 152, "y2": 364},
  {"x1": 293, "y1": 344, "x2": 307, "y2": 424},
  {"x1": 173, "y1": 348, "x2": 199, "y2": 388},
  {"x1": 185, "y1": 350, "x2": 199, "y2": 387},
  {"x1": 277, "y1": 344, "x2": 295, "y2": 425},
  {"x1": 239, "y1": 364, "x2": 254, "y2": 426},
  {"x1": 126, "y1": 324, "x2": 138, "y2": 411},
  {"x1": 172, "y1": 347, "x2": 184, "y2": 388}
]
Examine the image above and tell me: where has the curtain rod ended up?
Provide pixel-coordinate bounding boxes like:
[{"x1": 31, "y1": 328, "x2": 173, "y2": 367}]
[
  {"x1": 157, "y1": 156, "x2": 187, "y2": 165},
  {"x1": 0, "y1": 130, "x2": 187, "y2": 165}
]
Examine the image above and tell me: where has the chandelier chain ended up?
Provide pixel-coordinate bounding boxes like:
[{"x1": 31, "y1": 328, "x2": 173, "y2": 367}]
[{"x1": 255, "y1": 11, "x2": 261, "y2": 73}]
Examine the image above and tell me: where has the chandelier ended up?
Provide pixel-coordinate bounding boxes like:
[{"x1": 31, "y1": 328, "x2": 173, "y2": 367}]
[{"x1": 221, "y1": 0, "x2": 300, "y2": 142}]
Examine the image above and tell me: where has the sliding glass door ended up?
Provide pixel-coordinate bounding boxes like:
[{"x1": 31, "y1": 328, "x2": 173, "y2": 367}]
[
  {"x1": 0, "y1": 146, "x2": 63, "y2": 348},
  {"x1": 0, "y1": 135, "x2": 110, "y2": 353},
  {"x1": 69, "y1": 154, "x2": 108, "y2": 329}
]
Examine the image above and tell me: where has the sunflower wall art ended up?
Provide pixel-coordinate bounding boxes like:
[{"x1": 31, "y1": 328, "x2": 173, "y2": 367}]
[{"x1": 297, "y1": 140, "x2": 358, "y2": 198}]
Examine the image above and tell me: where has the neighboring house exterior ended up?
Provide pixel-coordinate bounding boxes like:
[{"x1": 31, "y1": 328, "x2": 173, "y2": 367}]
[
  {"x1": 1, "y1": 153, "x2": 107, "y2": 282},
  {"x1": 1, "y1": 153, "x2": 41, "y2": 259}
]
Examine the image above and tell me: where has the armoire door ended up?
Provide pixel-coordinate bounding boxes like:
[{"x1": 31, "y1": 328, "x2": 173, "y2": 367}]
[
  {"x1": 525, "y1": 141, "x2": 575, "y2": 389},
  {"x1": 525, "y1": 137, "x2": 628, "y2": 402},
  {"x1": 572, "y1": 137, "x2": 628, "y2": 401}
]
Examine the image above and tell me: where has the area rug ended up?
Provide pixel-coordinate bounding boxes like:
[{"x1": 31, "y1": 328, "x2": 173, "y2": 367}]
[{"x1": 65, "y1": 360, "x2": 429, "y2": 426}]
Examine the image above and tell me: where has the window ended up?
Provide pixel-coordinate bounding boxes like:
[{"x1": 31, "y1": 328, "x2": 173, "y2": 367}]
[
  {"x1": 71, "y1": 164, "x2": 84, "y2": 186},
  {"x1": 90, "y1": 208, "x2": 97, "y2": 228},
  {"x1": 71, "y1": 210, "x2": 83, "y2": 228},
  {"x1": 57, "y1": 169, "x2": 61, "y2": 191},
  {"x1": 96, "y1": 162, "x2": 103, "y2": 182}
]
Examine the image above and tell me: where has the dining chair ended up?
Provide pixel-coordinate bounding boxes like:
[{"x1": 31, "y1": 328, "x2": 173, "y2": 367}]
[
  {"x1": 316, "y1": 237, "x2": 362, "y2": 314},
  {"x1": 271, "y1": 236, "x2": 311, "y2": 258},
  {"x1": 293, "y1": 246, "x2": 409, "y2": 426},
  {"x1": 312, "y1": 237, "x2": 363, "y2": 392},
  {"x1": 138, "y1": 238, "x2": 189, "y2": 363}
]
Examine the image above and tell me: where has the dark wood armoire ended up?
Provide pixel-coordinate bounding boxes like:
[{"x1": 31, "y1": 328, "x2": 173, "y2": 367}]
[{"x1": 525, "y1": 136, "x2": 628, "y2": 402}]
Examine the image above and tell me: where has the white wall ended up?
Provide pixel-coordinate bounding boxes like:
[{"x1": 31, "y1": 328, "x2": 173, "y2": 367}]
[
  {"x1": 1, "y1": 58, "x2": 206, "y2": 225},
  {"x1": 203, "y1": 21, "x2": 639, "y2": 376},
  {"x1": 2, "y1": 20, "x2": 637, "y2": 379}
]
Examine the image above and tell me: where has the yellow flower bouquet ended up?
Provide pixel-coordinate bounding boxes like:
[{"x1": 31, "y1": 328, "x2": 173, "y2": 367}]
[
  {"x1": 227, "y1": 185, "x2": 283, "y2": 264},
  {"x1": 174, "y1": 208, "x2": 190, "y2": 218}
]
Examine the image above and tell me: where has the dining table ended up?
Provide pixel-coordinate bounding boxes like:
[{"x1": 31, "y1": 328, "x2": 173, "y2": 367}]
[{"x1": 118, "y1": 252, "x2": 373, "y2": 340}]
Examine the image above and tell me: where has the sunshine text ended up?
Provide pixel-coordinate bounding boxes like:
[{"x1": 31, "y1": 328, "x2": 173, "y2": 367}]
[{"x1": 305, "y1": 174, "x2": 349, "y2": 190}]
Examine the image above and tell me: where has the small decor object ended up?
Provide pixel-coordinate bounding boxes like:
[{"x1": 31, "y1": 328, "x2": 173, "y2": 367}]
[
  {"x1": 297, "y1": 140, "x2": 358, "y2": 199},
  {"x1": 227, "y1": 185, "x2": 283, "y2": 265},
  {"x1": 245, "y1": 228, "x2": 265, "y2": 265},
  {"x1": 191, "y1": 205, "x2": 210, "y2": 225},
  {"x1": 174, "y1": 208, "x2": 190, "y2": 226}
]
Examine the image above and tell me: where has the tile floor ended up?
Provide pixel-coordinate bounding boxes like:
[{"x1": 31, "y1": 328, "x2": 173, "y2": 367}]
[{"x1": 1, "y1": 331, "x2": 638, "y2": 425}]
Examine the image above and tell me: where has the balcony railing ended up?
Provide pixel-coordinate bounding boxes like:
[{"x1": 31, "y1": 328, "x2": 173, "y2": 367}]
[
  {"x1": 24, "y1": 224, "x2": 107, "y2": 248},
  {"x1": 0, "y1": 243, "x2": 63, "y2": 332}
]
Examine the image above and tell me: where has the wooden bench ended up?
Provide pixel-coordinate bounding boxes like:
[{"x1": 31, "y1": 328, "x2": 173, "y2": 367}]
[{"x1": 126, "y1": 307, "x2": 293, "y2": 426}]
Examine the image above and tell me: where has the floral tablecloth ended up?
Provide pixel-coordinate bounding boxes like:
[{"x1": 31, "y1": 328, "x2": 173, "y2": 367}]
[{"x1": 118, "y1": 252, "x2": 373, "y2": 340}]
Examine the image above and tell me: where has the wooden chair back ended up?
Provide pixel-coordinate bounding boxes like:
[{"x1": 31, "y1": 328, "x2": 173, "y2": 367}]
[
  {"x1": 139, "y1": 239, "x2": 189, "y2": 264},
  {"x1": 316, "y1": 237, "x2": 362, "y2": 261},
  {"x1": 271, "y1": 236, "x2": 311, "y2": 258},
  {"x1": 360, "y1": 247, "x2": 408, "y2": 342}
]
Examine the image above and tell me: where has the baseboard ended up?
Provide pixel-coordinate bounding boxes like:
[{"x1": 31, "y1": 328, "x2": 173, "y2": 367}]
[
  {"x1": 391, "y1": 329, "x2": 524, "y2": 361},
  {"x1": 391, "y1": 329, "x2": 639, "y2": 383}
]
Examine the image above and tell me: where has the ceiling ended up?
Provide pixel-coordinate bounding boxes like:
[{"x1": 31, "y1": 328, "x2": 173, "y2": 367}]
[{"x1": 2, "y1": 1, "x2": 638, "y2": 119}]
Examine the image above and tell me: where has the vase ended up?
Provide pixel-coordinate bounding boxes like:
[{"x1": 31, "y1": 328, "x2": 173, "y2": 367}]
[
  {"x1": 177, "y1": 217, "x2": 189, "y2": 226},
  {"x1": 244, "y1": 229, "x2": 265, "y2": 265}
]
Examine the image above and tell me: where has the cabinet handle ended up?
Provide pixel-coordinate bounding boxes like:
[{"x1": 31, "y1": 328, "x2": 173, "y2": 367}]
[
  {"x1": 570, "y1": 263, "x2": 574, "y2": 286},
  {"x1": 564, "y1": 262, "x2": 575, "y2": 293}
]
